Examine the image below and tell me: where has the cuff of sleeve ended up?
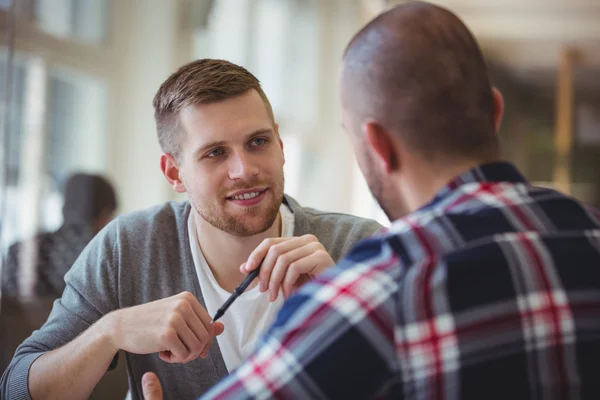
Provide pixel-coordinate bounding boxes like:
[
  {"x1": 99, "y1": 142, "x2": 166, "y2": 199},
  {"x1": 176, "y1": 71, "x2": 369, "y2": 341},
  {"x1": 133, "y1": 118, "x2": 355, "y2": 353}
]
[{"x1": 6, "y1": 352, "x2": 45, "y2": 400}]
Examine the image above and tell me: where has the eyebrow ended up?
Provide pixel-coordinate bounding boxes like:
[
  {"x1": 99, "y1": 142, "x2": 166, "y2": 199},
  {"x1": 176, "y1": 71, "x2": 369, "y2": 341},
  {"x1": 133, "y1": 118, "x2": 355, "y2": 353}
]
[{"x1": 193, "y1": 128, "x2": 274, "y2": 158}]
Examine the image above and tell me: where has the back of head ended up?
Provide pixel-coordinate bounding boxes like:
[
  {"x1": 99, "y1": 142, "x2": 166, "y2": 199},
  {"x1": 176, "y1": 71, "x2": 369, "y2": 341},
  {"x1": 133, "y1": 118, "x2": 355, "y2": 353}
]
[
  {"x1": 153, "y1": 59, "x2": 274, "y2": 160},
  {"x1": 342, "y1": 1, "x2": 497, "y2": 161},
  {"x1": 62, "y1": 173, "x2": 117, "y2": 225}
]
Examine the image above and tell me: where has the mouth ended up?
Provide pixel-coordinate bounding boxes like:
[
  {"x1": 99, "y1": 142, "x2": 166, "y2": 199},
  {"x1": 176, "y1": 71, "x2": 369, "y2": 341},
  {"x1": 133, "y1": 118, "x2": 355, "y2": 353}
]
[{"x1": 226, "y1": 188, "x2": 268, "y2": 206}]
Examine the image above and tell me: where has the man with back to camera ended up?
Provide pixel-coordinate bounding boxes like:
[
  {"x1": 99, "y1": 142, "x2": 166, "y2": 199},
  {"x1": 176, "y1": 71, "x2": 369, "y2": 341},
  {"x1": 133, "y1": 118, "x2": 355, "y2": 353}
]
[
  {"x1": 0, "y1": 60, "x2": 381, "y2": 399},
  {"x1": 143, "y1": 2, "x2": 600, "y2": 399}
]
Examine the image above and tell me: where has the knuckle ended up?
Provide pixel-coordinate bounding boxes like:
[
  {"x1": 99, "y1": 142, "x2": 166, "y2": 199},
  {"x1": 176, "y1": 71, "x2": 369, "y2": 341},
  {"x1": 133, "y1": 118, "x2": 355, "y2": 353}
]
[
  {"x1": 173, "y1": 300, "x2": 193, "y2": 315},
  {"x1": 173, "y1": 301, "x2": 185, "y2": 314},
  {"x1": 200, "y1": 331, "x2": 210, "y2": 346},
  {"x1": 190, "y1": 339, "x2": 202, "y2": 354},
  {"x1": 288, "y1": 261, "x2": 300, "y2": 275},
  {"x1": 179, "y1": 300, "x2": 192, "y2": 314},
  {"x1": 161, "y1": 328, "x2": 176, "y2": 344},
  {"x1": 277, "y1": 254, "x2": 290, "y2": 267},
  {"x1": 269, "y1": 243, "x2": 284, "y2": 257},
  {"x1": 180, "y1": 291, "x2": 195, "y2": 302},
  {"x1": 304, "y1": 234, "x2": 317, "y2": 242},
  {"x1": 168, "y1": 313, "x2": 182, "y2": 327}
]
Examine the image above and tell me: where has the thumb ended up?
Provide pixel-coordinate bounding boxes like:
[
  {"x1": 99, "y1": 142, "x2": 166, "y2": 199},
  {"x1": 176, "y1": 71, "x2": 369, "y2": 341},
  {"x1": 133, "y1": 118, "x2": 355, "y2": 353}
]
[
  {"x1": 142, "y1": 372, "x2": 163, "y2": 400},
  {"x1": 213, "y1": 321, "x2": 225, "y2": 336}
]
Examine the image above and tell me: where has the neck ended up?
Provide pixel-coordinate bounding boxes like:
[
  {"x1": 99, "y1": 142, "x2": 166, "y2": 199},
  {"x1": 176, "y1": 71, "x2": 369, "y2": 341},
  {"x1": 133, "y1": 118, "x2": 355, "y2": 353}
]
[
  {"x1": 194, "y1": 210, "x2": 282, "y2": 292},
  {"x1": 398, "y1": 155, "x2": 499, "y2": 215}
]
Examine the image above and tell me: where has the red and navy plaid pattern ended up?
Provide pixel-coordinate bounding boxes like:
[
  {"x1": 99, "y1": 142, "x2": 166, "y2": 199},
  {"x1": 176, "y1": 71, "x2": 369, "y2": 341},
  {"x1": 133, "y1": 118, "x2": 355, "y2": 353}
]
[{"x1": 203, "y1": 162, "x2": 600, "y2": 400}]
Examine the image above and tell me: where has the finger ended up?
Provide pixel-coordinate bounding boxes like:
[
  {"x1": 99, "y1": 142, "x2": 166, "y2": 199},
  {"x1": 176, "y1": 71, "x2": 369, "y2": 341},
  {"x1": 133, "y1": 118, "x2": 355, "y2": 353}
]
[
  {"x1": 175, "y1": 319, "x2": 204, "y2": 362},
  {"x1": 213, "y1": 322, "x2": 225, "y2": 336},
  {"x1": 184, "y1": 313, "x2": 211, "y2": 359},
  {"x1": 180, "y1": 296, "x2": 216, "y2": 357},
  {"x1": 175, "y1": 296, "x2": 211, "y2": 357},
  {"x1": 158, "y1": 351, "x2": 172, "y2": 363},
  {"x1": 257, "y1": 237, "x2": 313, "y2": 293},
  {"x1": 268, "y1": 242, "x2": 321, "y2": 301},
  {"x1": 245, "y1": 238, "x2": 289, "y2": 273},
  {"x1": 258, "y1": 239, "x2": 293, "y2": 293},
  {"x1": 282, "y1": 251, "x2": 327, "y2": 298},
  {"x1": 142, "y1": 372, "x2": 164, "y2": 400},
  {"x1": 180, "y1": 292, "x2": 214, "y2": 335},
  {"x1": 160, "y1": 329, "x2": 189, "y2": 363}
]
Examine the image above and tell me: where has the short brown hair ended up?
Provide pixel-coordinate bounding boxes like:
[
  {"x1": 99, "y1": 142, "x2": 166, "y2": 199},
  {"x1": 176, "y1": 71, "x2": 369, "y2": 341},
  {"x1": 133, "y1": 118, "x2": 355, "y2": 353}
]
[{"x1": 153, "y1": 59, "x2": 275, "y2": 158}]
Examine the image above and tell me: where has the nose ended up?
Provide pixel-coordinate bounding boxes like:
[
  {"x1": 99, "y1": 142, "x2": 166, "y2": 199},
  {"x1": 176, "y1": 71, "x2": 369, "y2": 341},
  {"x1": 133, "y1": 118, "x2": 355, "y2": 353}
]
[{"x1": 228, "y1": 150, "x2": 259, "y2": 180}]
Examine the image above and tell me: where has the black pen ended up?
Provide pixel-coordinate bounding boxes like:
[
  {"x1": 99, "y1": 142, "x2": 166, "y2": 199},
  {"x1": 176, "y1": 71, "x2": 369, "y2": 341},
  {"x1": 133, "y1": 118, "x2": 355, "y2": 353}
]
[{"x1": 212, "y1": 260, "x2": 263, "y2": 322}]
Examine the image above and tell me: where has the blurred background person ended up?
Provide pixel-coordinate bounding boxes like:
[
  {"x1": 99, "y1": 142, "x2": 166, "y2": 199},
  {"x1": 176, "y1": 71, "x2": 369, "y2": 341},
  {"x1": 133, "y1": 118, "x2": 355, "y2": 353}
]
[
  {"x1": 0, "y1": 173, "x2": 117, "y2": 378},
  {"x1": 2, "y1": 172, "x2": 117, "y2": 299}
]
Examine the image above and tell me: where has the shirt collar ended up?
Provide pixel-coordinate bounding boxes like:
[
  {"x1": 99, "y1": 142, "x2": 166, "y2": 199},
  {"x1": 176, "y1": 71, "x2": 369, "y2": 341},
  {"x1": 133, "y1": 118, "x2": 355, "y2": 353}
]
[{"x1": 423, "y1": 161, "x2": 528, "y2": 210}]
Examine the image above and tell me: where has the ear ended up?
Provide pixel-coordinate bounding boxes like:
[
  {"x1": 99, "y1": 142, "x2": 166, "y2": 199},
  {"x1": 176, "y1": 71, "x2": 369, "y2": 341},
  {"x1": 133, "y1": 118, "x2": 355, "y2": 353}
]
[
  {"x1": 362, "y1": 121, "x2": 398, "y2": 174},
  {"x1": 160, "y1": 153, "x2": 187, "y2": 193},
  {"x1": 491, "y1": 87, "x2": 505, "y2": 133}
]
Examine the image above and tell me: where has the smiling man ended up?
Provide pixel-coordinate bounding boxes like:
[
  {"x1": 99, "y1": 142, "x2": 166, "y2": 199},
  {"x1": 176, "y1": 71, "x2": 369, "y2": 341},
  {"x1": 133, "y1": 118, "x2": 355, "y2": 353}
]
[{"x1": 1, "y1": 60, "x2": 381, "y2": 400}]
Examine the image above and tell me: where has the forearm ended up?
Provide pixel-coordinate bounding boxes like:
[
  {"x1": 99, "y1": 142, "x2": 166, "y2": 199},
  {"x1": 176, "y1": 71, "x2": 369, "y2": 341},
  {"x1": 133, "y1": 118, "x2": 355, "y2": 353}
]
[{"x1": 28, "y1": 314, "x2": 118, "y2": 400}]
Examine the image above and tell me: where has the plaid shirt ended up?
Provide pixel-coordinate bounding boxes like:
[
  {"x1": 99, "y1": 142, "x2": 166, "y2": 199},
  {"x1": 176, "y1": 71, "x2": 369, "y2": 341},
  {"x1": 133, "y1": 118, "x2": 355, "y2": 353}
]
[{"x1": 203, "y1": 162, "x2": 600, "y2": 400}]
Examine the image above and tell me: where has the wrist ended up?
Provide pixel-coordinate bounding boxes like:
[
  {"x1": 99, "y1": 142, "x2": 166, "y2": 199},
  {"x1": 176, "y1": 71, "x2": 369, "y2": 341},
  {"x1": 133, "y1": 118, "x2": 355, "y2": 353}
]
[{"x1": 97, "y1": 310, "x2": 121, "y2": 354}]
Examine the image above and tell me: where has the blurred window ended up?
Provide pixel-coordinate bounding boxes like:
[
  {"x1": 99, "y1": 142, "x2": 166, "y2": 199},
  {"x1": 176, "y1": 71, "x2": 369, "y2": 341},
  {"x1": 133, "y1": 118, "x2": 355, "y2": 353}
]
[
  {"x1": 34, "y1": 0, "x2": 109, "y2": 44},
  {"x1": 0, "y1": 53, "x2": 27, "y2": 187},
  {"x1": 0, "y1": 50, "x2": 108, "y2": 249}
]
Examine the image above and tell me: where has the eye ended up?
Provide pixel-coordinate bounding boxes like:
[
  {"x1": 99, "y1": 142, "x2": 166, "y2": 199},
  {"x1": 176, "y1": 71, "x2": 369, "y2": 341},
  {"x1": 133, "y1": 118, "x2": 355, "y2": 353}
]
[
  {"x1": 251, "y1": 137, "x2": 267, "y2": 147},
  {"x1": 206, "y1": 148, "x2": 225, "y2": 158}
]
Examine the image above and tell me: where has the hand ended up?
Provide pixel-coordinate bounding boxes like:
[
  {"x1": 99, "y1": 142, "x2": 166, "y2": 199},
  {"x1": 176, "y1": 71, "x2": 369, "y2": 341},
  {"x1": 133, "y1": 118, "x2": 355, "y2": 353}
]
[
  {"x1": 241, "y1": 235, "x2": 335, "y2": 301},
  {"x1": 142, "y1": 372, "x2": 163, "y2": 400},
  {"x1": 107, "y1": 292, "x2": 224, "y2": 364}
]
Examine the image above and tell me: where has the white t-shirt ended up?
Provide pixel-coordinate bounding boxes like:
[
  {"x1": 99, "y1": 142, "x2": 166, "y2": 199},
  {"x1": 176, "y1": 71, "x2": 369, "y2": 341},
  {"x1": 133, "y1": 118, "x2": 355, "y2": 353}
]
[{"x1": 187, "y1": 204, "x2": 295, "y2": 371}]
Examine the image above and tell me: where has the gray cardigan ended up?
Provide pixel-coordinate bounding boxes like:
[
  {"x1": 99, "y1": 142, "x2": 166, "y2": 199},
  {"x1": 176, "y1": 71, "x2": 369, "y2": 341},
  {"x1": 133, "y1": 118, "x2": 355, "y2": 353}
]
[{"x1": 1, "y1": 196, "x2": 381, "y2": 400}]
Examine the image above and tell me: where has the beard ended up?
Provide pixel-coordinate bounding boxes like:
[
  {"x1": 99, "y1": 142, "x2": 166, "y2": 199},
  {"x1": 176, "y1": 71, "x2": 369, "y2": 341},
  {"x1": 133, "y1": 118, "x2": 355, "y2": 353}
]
[
  {"x1": 191, "y1": 177, "x2": 285, "y2": 237},
  {"x1": 360, "y1": 151, "x2": 404, "y2": 222}
]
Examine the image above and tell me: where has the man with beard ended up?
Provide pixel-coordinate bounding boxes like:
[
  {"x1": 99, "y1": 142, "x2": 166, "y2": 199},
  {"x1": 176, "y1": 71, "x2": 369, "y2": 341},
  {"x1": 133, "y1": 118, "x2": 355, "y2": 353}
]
[
  {"x1": 1, "y1": 59, "x2": 381, "y2": 399},
  {"x1": 142, "y1": 2, "x2": 600, "y2": 399}
]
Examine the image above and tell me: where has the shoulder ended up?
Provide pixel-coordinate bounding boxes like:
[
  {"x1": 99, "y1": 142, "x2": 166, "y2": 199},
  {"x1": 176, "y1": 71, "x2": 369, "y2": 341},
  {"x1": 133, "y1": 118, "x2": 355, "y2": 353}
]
[
  {"x1": 98, "y1": 201, "x2": 191, "y2": 244},
  {"x1": 286, "y1": 195, "x2": 382, "y2": 236},
  {"x1": 69, "y1": 200, "x2": 191, "y2": 273},
  {"x1": 112, "y1": 201, "x2": 191, "y2": 236}
]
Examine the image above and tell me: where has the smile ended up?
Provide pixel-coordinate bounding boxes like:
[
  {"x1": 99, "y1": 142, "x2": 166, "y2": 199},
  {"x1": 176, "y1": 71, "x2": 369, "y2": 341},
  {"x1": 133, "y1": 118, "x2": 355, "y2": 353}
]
[
  {"x1": 231, "y1": 191, "x2": 261, "y2": 200},
  {"x1": 226, "y1": 188, "x2": 268, "y2": 205}
]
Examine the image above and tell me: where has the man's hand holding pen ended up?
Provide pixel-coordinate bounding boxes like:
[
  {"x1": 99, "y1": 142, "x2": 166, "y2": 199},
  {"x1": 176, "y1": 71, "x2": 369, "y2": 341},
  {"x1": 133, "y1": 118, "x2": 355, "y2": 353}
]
[
  {"x1": 213, "y1": 235, "x2": 336, "y2": 322},
  {"x1": 105, "y1": 292, "x2": 224, "y2": 364},
  {"x1": 240, "y1": 234, "x2": 335, "y2": 301}
]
